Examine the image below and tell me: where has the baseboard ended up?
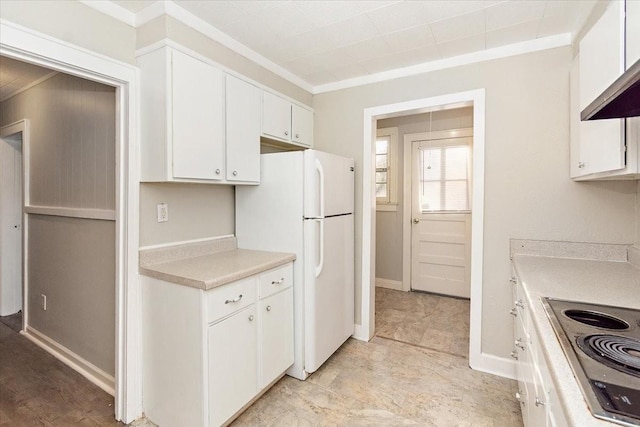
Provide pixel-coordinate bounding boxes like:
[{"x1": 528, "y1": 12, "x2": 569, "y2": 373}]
[
  {"x1": 470, "y1": 351, "x2": 516, "y2": 380},
  {"x1": 22, "y1": 326, "x2": 115, "y2": 395},
  {"x1": 375, "y1": 278, "x2": 403, "y2": 291}
]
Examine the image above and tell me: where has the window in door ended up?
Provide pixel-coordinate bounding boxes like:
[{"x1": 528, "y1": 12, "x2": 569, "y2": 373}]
[
  {"x1": 375, "y1": 127, "x2": 398, "y2": 210},
  {"x1": 418, "y1": 140, "x2": 471, "y2": 212}
]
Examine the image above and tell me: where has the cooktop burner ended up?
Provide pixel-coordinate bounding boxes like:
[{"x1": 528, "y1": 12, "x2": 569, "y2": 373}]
[
  {"x1": 577, "y1": 334, "x2": 640, "y2": 377},
  {"x1": 542, "y1": 298, "x2": 640, "y2": 427}
]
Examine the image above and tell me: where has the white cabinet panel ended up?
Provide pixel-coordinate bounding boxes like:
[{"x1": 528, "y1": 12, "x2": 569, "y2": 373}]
[
  {"x1": 208, "y1": 305, "x2": 258, "y2": 427},
  {"x1": 226, "y1": 75, "x2": 260, "y2": 183},
  {"x1": 262, "y1": 91, "x2": 292, "y2": 141},
  {"x1": 292, "y1": 104, "x2": 313, "y2": 147},
  {"x1": 259, "y1": 287, "x2": 294, "y2": 388},
  {"x1": 172, "y1": 50, "x2": 225, "y2": 180},
  {"x1": 626, "y1": 0, "x2": 640, "y2": 68}
]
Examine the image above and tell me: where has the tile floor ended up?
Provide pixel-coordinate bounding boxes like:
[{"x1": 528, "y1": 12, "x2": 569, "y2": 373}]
[{"x1": 232, "y1": 288, "x2": 522, "y2": 426}]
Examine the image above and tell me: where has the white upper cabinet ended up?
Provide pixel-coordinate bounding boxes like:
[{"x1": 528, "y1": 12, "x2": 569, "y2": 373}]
[
  {"x1": 627, "y1": 0, "x2": 640, "y2": 67},
  {"x1": 262, "y1": 91, "x2": 313, "y2": 148},
  {"x1": 138, "y1": 45, "x2": 264, "y2": 185},
  {"x1": 571, "y1": 0, "x2": 639, "y2": 180},
  {"x1": 292, "y1": 104, "x2": 314, "y2": 147},
  {"x1": 226, "y1": 75, "x2": 260, "y2": 183}
]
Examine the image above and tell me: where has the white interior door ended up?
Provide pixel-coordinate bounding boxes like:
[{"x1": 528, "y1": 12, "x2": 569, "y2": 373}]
[
  {"x1": 410, "y1": 137, "x2": 471, "y2": 299},
  {"x1": 0, "y1": 133, "x2": 23, "y2": 316}
]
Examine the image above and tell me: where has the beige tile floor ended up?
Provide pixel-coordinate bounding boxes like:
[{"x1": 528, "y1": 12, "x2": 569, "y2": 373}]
[
  {"x1": 375, "y1": 287, "x2": 471, "y2": 357},
  {"x1": 233, "y1": 289, "x2": 522, "y2": 427}
]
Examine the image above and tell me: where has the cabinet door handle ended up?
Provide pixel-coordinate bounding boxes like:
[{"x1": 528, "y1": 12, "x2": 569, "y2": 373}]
[
  {"x1": 515, "y1": 338, "x2": 525, "y2": 351},
  {"x1": 509, "y1": 277, "x2": 517, "y2": 284},
  {"x1": 295, "y1": 133, "x2": 299, "y2": 139},
  {"x1": 232, "y1": 170, "x2": 238, "y2": 176},
  {"x1": 215, "y1": 168, "x2": 221, "y2": 175},
  {"x1": 284, "y1": 130, "x2": 289, "y2": 136},
  {"x1": 225, "y1": 294, "x2": 243, "y2": 304},
  {"x1": 578, "y1": 161, "x2": 585, "y2": 168},
  {"x1": 510, "y1": 308, "x2": 518, "y2": 317},
  {"x1": 271, "y1": 278, "x2": 285, "y2": 285},
  {"x1": 266, "y1": 305, "x2": 272, "y2": 312},
  {"x1": 510, "y1": 350, "x2": 519, "y2": 360},
  {"x1": 515, "y1": 300, "x2": 524, "y2": 309},
  {"x1": 535, "y1": 397, "x2": 546, "y2": 407},
  {"x1": 248, "y1": 314, "x2": 254, "y2": 322}
]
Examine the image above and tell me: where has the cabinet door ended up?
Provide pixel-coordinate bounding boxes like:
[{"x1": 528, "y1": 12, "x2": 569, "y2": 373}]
[
  {"x1": 578, "y1": 1, "x2": 626, "y2": 176},
  {"x1": 172, "y1": 50, "x2": 225, "y2": 180},
  {"x1": 259, "y1": 287, "x2": 294, "y2": 388},
  {"x1": 208, "y1": 305, "x2": 257, "y2": 427},
  {"x1": 226, "y1": 75, "x2": 260, "y2": 183},
  {"x1": 262, "y1": 91, "x2": 291, "y2": 141},
  {"x1": 626, "y1": 0, "x2": 640, "y2": 68},
  {"x1": 291, "y1": 105, "x2": 313, "y2": 147}
]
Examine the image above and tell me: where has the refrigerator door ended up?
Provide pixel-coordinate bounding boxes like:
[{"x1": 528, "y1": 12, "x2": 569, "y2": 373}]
[
  {"x1": 304, "y1": 150, "x2": 354, "y2": 218},
  {"x1": 303, "y1": 214, "x2": 354, "y2": 374}
]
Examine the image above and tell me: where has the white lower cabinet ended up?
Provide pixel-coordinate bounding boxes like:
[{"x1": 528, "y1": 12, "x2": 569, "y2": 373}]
[
  {"x1": 142, "y1": 262, "x2": 294, "y2": 427},
  {"x1": 511, "y1": 275, "x2": 568, "y2": 427}
]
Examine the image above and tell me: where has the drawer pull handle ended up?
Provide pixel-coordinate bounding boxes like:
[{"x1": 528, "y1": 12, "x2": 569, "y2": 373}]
[
  {"x1": 266, "y1": 305, "x2": 272, "y2": 312},
  {"x1": 225, "y1": 294, "x2": 243, "y2": 304},
  {"x1": 272, "y1": 278, "x2": 285, "y2": 285},
  {"x1": 509, "y1": 277, "x2": 517, "y2": 284},
  {"x1": 515, "y1": 338, "x2": 525, "y2": 351},
  {"x1": 510, "y1": 308, "x2": 518, "y2": 317},
  {"x1": 248, "y1": 315, "x2": 254, "y2": 322},
  {"x1": 535, "y1": 397, "x2": 546, "y2": 407},
  {"x1": 515, "y1": 300, "x2": 524, "y2": 309},
  {"x1": 510, "y1": 350, "x2": 519, "y2": 360}
]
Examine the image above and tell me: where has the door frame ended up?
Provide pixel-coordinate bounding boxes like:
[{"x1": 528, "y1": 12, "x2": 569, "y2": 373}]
[
  {"x1": 359, "y1": 89, "x2": 488, "y2": 374},
  {"x1": 402, "y1": 128, "x2": 473, "y2": 293},
  {"x1": 0, "y1": 120, "x2": 28, "y2": 321},
  {"x1": 0, "y1": 22, "x2": 141, "y2": 422}
]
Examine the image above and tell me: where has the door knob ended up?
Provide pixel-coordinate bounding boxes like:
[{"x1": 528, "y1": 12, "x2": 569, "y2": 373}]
[{"x1": 412, "y1": 218, "x2": 420, "y2": 224}]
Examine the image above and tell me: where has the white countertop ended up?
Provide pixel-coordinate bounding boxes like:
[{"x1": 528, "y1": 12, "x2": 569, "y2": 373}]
[{"x1": 512, "y1": 254, "x2": 640, "y2": 427}]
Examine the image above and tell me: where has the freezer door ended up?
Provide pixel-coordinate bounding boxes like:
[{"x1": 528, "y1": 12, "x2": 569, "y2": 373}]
[
  {"x1": 303, "y1": 214, "x2": 354, "y2": 374},
  {"x1": 304, "y1": 150, "x2": 354, "y2": 218}
]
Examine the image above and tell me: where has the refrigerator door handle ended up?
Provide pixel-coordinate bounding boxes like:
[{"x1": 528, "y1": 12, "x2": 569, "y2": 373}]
[
  {"x1": 315, "y1": 219, "x2": 324, "y2": 277},
  {"x1": 315, "y1": 158, "x2": 325, "y2": 218}
]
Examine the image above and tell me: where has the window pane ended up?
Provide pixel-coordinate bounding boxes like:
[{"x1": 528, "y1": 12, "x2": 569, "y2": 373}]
[
  {"x1": 420, "y1": 148, "x2": 441, "y2": 181},
  {"x1": 376, "y1": 138, "x2": 388, "y2": 154},
  {"x1": 445, "y1": 146, "x2": 468, "y2": 180},
  {"x1": 444, "y1": 181, "x2": 469, "y2": 210},
  {"x1": 420, "y1": 181, "x2": 441, "y2": 211},
  {"x1": 376, "y1": 183, "x2": 387, "y2": 198},
  {"x1": 376, "y1": 171, "x2": 387, "y2": 184},
  {"x1": 376, "y1": 154, "x2": 387, "y2": 169}
]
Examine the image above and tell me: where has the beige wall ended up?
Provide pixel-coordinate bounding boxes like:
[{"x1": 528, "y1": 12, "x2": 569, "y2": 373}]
[
  {"x1": 0, "y1": 72, "x2": 117, "y2": 374},
  {"x1": 0, "y1": 1, "x2": 136, "y2": 65},
  {"x1": 376, "y1": 108, "x2": 473, "y2": 282},
  {"x1": 136, "y1": 15, "x2": 313, "y2": 107},
  {"x1": 139, "y1": 183, "x2": 234, "y2": 247},
  {"x1": 313, "y1": 47, "x2": 637, "y2": 359}
]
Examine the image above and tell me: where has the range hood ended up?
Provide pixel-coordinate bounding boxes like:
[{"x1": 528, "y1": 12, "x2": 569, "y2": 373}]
[{"x1": 581, "y1": 58, "x2": 640, "y2": 120}]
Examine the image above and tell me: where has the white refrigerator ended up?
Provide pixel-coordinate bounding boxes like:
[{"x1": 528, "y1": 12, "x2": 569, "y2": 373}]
[{"x1": 236, "y1": 149, "x2": 354, "y2": 380}]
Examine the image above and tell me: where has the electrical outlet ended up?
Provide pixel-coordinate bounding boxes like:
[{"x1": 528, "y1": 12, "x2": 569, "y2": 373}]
[
  {"x1": 41, "y1": 294, "x2": 47, "y2": 311},
  {"x1": 157, "y1": 203, "x2": 169, "y2": 223}
]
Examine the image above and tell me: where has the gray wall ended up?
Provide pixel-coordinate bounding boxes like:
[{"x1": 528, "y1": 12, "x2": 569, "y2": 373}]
[
  {"x1": 375, "y1": 108, "x2": 473, "y2": 282},
  {"x1": 313, "y1": 47, "x2": 637, "y2": 360},
  {"x1": 0, "y1": 73, "x2": 116, "y2": 375}
]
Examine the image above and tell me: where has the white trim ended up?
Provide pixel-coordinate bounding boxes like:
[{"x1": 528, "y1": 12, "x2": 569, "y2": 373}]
[
  {"x1": 23, "y1": 326, "x2": 116, "y2": 395},
  {"x1": 471, "y1": 353, "x2": 516, "y2": 380},
  {"x1": 352, "y1": 323, "x2": 368, "y2": 341},
  {"x1": 138, "y1": 234, "x2": 235, "y2": 251},
  {"x1": 314, "y1": 34, "x2": 571, "y2": 94},
  {"x1": 25, "y1": 205, "x2": 116, "y2": 221},
  {"x1": 402, "y1": 128, "x2": 474, "y2": 292},
  {"x1": 1, "y1": 20, "x2": 141, "y2": 423},
  {"x1": 375, "y1": 127, "x2": 398, "y2": 206},
  {"x1": 132, "y1": 0, "x2": 313, "y2": 93},
  {"x1": 375, "y1": 278, "x2": 403, "y2": 291},
  {"x1": 362, "y1": 89, "x2": 494, "y2": 376},
  {"x1": 78, "y1": 0, "x2": 136, "y2": 27},
  {"x1": 0, "y1": 71, "x2": 58, "y2": 102}
]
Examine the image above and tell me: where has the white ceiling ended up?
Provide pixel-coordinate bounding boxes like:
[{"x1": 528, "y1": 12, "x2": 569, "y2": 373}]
[
  {"x1": 112, "y1": 0, "x2": 597, "y2": 90},
  {"x1": 0, "y1": 56, "x2": 55, "y2": 101}
]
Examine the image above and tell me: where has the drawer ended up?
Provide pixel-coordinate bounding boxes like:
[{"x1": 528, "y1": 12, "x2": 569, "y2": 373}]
[
  {"x1": 206, "y1": 276, "x2": 256, "y2": 324},
  {"x1": 259, "y1": 263, "x2": 293, "y2": 299}
]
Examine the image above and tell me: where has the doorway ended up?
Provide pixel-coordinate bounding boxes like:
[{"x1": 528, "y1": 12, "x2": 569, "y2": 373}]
[
  {"x1": 0, "y1": 124, "x2": 24, "y2": 327},
  {"x1": 360, "y1": 89, "x2": 487, "y2": 373}
]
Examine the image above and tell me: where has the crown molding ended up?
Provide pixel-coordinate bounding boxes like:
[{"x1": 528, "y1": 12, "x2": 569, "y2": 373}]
[{"x1": 313, "y1": 33, "x2": 573, "y2": 94}]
